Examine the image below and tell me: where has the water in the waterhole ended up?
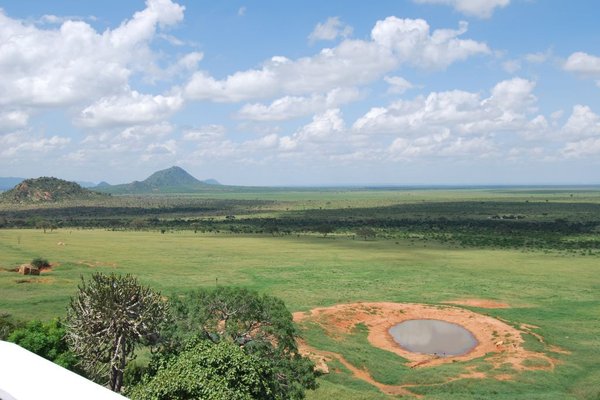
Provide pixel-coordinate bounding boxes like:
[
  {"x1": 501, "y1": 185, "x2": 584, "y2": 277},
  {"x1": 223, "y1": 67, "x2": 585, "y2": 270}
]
[{"x1": 388, "y1": 319, "x2": 477, "y2": 356}]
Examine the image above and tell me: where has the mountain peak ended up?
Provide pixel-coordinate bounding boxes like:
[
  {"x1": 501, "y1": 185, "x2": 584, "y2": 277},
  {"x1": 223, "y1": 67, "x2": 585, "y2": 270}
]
[
  {"x1": 93, "y1": 166, "x2": 220, "y2": 194},
  {"x1": 142, "y1": 166, "x2": 202, "y2": 187}
]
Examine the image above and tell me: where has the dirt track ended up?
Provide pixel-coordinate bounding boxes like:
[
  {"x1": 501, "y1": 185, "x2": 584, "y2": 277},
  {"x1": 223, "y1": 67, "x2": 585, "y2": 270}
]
[{"x1": 294, "y1": 302, "x2": 560, "y2": 396}]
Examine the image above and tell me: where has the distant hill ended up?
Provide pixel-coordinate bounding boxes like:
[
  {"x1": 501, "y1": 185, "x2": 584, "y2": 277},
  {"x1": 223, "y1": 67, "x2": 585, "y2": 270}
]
[
  {"x1": 1, "y1": 177, "x2": 100, "y2": 191},
  {"x1": 95, "y1": 181, "x2": 111, "y2": 188},
  {"x1": 76, "y1": 181, "x2": 98, "y2": 188},
  {"x1": 203, "y1": 178, "x2": 221, "y2": 185},
  {"x1": 96, "y1": 166, "x2": 217, "y2": 194},
  {"x1": 0, "y1": 177, "x2": 25, "y2": 191},
  {"x1": 0, "y1": 177, "x2": 106, "y2": 203},
  {"x1": 144, "y1": 166, "x2": 201, "y2": 187}
]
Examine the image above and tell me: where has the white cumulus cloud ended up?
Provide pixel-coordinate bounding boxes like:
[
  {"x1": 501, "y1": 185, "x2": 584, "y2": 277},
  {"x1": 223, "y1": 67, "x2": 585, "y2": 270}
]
[
  {"x1": 278, "y1": 109, "x2": 346, "y2": 152},
  {"x1": 0, "y1": 132, "x2": 70, "y2": 158},
  {"x1": 0, "y1": 110, "x2": 29, "y2": 132},
  {"x1": 76, "y1": 90, "x2": 183, "y2": 128},
  {"x1": 143, "y1": 139, "x2": 177, "y2": 159},
  {"x1": 370, "y1": 19, "x2": 488, "y2": 69},
  {"x1": 184, "y1": 18, "x2": 489, "y2": 102},
  {"x1": 564, "y1": 52, "x2": 600, "y2": 79},
  {"x1": 183, "y1": 125, "x2": 227, "y2": 141},
  {"x1": 525, "y1": 50, "x2": 551, "y2": 64},
  {"x1": 562, "y1": 137, "x2": 600, "y2": 158},
  {"x1": 413, "y1": 0, "x2": 510, "y2": 18},
  {"x1": 236, "y1": 88, "x2": 360, "y2": 121},
  {"x1": 73, "y1": 122, "x2": 175, "y2": 167},
  {"x1": 562, "y1": 105, "x2": 600, "y2": 138},
  {"x1": 0, "y1": 0, "x2": 196, "y2": 146},
  {"x1": 0, "y1": 0, "x2": 185, "y2": 108},
  {"x1": 308, "y1": 17, "x2": 353, "y2": 43},
  {"x1": 354, "y1": 77, "x2": 538, "y2": 137},
  {"x1": 384, "y1": 76, "x2": 414, "y2": 94}
]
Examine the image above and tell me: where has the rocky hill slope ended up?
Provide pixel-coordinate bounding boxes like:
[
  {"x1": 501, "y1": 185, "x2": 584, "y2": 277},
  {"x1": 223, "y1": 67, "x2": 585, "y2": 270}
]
[{"x1": 1, "y1": 177, "x2": 105, "y2": 203}]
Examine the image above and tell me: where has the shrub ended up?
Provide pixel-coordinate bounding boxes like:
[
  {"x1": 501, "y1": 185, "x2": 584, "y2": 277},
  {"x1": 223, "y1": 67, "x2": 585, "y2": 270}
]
[
  {"x1": 31, "y1": 257, "x2": 50, "y2": 269},
  {"x1": 7, "y1": 319, "x2": 80, "y2": 372},
  {"x1": 128, "y1": 340, "x2": 277, "y2": 400},
  {"x1": 0, "y1": 313, "x2": 23, "y2": 340}
]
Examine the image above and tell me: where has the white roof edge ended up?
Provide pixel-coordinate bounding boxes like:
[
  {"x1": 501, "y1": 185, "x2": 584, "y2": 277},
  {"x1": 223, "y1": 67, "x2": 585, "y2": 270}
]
[{"x1": 0, "y1": 341, "x2": 128, "y2": 399}]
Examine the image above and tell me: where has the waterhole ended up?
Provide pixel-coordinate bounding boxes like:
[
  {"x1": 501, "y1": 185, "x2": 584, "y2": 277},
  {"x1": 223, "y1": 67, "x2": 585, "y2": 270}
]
[{"x1": 388, "y1": 319, "x2": 478, "y2": 357}]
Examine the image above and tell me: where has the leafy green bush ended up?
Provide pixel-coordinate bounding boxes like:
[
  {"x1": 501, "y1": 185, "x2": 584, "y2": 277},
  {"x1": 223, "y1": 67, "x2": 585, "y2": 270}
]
[
  {"x1": 8, "y1": 319, "x2": 80, "y2": 372},
  {"x1": 128, "y1": 340, "x2": 277, "y2": 400},
  {"x1": 123, "y1": 360, "x2": 149, "y2": 389},
  {"x1": 31, "y1": 257, "x2": 50, "y2": 269}
]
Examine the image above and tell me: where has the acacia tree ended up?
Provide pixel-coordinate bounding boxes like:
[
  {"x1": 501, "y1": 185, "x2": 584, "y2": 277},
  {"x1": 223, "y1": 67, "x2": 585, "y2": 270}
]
[
  {"x1": 66, "y1": 272, "x2": 168, "y2": 392},
  {"x1": 316, "y1": 225, "x2": 333, "y2": 237},
  {"x1": 171, "y1": 287, "x2": 317, "y2": 399}
]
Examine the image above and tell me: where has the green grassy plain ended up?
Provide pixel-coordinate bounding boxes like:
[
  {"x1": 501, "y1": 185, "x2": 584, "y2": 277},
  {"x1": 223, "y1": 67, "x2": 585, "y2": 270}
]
[
  {"x1": 1, "y1": 187, "x2": 599, "y2": 398},
  {"x1": 1, "y1": 226, "x2": 599, "y2": 399}
]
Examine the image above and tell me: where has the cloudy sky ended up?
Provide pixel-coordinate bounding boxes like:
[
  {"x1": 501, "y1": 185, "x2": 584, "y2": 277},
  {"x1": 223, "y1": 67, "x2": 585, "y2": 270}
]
[{"x1": 1, "y1": 0, "x2": 599, "y2": 186}]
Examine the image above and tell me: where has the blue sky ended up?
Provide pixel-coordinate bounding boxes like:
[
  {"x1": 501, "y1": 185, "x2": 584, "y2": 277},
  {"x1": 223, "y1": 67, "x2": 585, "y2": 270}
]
[{"x1": 1, "y1": 0, "x2": 599, "y2": 185}]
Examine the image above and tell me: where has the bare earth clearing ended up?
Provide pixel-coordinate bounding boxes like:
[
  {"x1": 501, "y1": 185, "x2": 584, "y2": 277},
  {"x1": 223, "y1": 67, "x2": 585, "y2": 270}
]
[
  {"x1": 442, "y1": 298, "x2": 511, "y2": 309},
  {"x1": 294, "y1": 302, "x2": 563, "y2": 397}
]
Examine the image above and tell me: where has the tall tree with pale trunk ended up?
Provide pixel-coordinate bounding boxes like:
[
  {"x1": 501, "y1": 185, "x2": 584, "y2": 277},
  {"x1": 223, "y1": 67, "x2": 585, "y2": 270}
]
[{"x1": 66, "y1": 272, "x2": 168, "y2": 392}]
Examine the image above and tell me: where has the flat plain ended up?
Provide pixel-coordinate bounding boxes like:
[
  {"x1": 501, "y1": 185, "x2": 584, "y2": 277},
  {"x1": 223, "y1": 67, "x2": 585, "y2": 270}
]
[{"x1": 1, "y1": 188, "x2": 599, "y2": 399}]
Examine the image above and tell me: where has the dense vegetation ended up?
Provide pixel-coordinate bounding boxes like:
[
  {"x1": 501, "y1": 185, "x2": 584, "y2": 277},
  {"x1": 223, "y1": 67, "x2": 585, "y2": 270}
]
[
  {"x1": 169, "y1": 287, "x2": 317, "y2": 399},
  {"x1": 2, "y1": 188, "x2": 599, "y2": 251},
  {"x1": 129, "y1": 340, "x2": 280, "y2": 400},
  {"x1": 1, "y1": 272, "x2": 315, "y2": 398}
]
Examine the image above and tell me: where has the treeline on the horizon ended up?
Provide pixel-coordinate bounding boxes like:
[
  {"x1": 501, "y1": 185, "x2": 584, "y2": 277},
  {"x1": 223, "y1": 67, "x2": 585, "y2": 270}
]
[{"x1": 1, "y1": 200, "x2": 599, "y2": 252}]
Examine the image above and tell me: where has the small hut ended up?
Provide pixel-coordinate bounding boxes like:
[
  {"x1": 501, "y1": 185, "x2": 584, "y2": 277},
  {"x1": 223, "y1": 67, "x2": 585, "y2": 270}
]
[{"x1": 18, "y1": 264, "x2": 40, "y2": 276}]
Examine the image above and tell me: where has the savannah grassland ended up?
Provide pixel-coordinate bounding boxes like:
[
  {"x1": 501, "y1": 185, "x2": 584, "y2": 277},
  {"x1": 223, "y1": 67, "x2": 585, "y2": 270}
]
[{"x1": 1, "y1": 188, "x2": 600, "y2": 399}]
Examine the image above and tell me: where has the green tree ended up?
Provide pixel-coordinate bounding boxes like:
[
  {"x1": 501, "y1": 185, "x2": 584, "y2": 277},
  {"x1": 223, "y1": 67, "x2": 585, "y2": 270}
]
[
  {"x1": 0, "y1": 312, "x2": 23, "y2": 340},
  {"x1": 128, "y1": 340, "x2": 277, "y2": 400},
  {"x1": 31, "y1": 257, "x2": 50, "y2": 269},
  {"x1": 171, "y1": 287, "x2": 316, "y2": 399},
  {"x1": 66, "y1": 272, "x2": 168, "y2": 393},
  {"x1": 8, "y1": 319, "x2": 80, "y2": 371},
  {"x1": 316, "y1": 225, "x2": 333, "y2": 237},
  {"x1": 264, "y1": 224, "x2": 280, "y2": 236},
  {"x1": 129, "y1": 217, "x2": 147, "y2": 230},
  {"x1": 355, "y1": 227, "x2": 377, "y2": 240}
]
